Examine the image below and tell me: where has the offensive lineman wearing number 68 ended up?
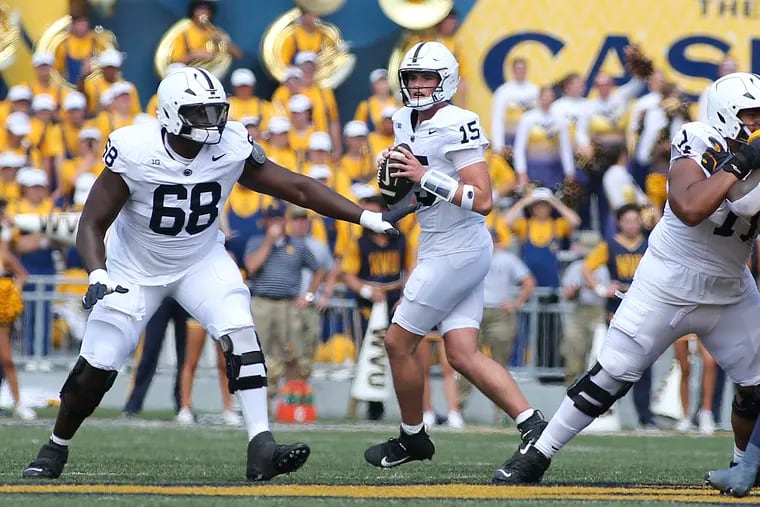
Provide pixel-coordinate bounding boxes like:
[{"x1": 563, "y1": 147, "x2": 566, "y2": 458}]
[
  {"x1": 365, "y1": 41, "x2": 547, "y2": 478},
  {"x1": 498, "y1": 72, "x2": 760, "y2": 491},
  {"x1": 21, "y1": 67, "x2": 414, "y2": 481}
]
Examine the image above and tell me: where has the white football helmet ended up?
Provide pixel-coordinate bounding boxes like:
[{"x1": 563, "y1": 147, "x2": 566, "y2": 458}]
[
  {"x1": 398, "y1": 41, "x2": 459, "y2": 110},
  {"x1": 706, "y1": 72, "x2": 760, "y2": 142},
  {"x1": 157, "y1": 67, "x2": 229, "y2": 144}
]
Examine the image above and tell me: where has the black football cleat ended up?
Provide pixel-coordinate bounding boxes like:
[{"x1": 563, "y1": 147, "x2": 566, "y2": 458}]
[
  {"x1": 364, "y1": 426, "x2": 435, "y2": 468},
  {"x1": 246, "y1": 431, "x2": 310, "y2": 481},
  {"x1": 22, "y1": 440, "x2": 69, "y2": 479},
  {"x1": 517, "y1": 410, "x2": 547, "y2": 446},
  {"x1": 493, "y1": 441, "x2": 551, "y2": 485}
]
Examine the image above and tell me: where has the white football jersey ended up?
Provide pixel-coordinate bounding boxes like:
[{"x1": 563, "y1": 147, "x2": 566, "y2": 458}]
[
  {"x1": 104, "y1": 121, "x2": 253, "y2": 285},
  {"x1": 635, "y1": 121, "x2": 757, "y2": 303},
  {"x1": 392, "y1": 105, "x2": 492, "y2": 259}
]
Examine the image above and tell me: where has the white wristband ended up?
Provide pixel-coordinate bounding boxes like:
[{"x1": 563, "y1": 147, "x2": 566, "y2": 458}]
[
  {"x1": 594, "y1": 284, "x2": 608, "y2": 298},
  {"x1": 420, "y1": 169, "x2": 458, "y2": 202},
  {"x1": 461, "y1": 184, "x2": 475, "y2": 210},
  {"x1": 359, "y1": 284, "x2": 373, "y2": 299}
]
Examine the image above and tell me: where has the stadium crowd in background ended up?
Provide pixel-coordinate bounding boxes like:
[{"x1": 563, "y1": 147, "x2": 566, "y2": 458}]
[{"x1": 0, "y1": 0, "x2": 741, "y2": 435}]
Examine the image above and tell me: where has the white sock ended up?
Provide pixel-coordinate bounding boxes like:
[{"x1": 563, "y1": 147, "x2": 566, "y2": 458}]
[
  {"x1": 515, "y1": 408, "x2": 536, "y2": 426},
  {"x1": 534, "y1": 397, "x2": 594, "y2": 459},
  {"x1": 401, "y1": 422, "x2": 424, "y2": 435},
  {"x1": 51, "y1": 434, "x2": 71, "y2": 447},
  {"x1": 236, "y1": 387, "x2": 270, "y2": 441},
  {"x1": 734, "y1": 444, "x2": 746, "y2": 464}
]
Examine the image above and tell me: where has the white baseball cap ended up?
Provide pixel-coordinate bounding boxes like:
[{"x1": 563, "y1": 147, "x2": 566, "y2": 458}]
[
  {"x1": 343, "y1": 120, "x2": 369, "y2": 137},
  {"x1": 8, "y1": 85, "x2": 32, "y2": 102},
  {"x1": 308, "y1": 164, "x2": 331, "y2": 180},
  {"x1": 62, "y1": 91, "x2": 87, "y2": 111},
  {"x1": 17, "y1": 167, "x2": 48, "y2": 187},
  {"x1": 294, "y1": 51, "x2": 318, "y2": 67},
  {"x1": 74, "y1": 172, "x2": 97, "y2": 206},
  {"x1": 381, "y1": 105, "x2": 397, "y2": 119},
  {"x1": 267, "y1": 116, "x2": 291, "y2": 134},
  {"x1": 288, "y1": 94, "x2": 312, "y2": 113},
  {"x1": 110, "y1": 81, "x2": 133, "y2": 98},
  {"x1": 98, "y1": 49, "x2": 124, "y2": 68},
  {"x1": 283, "y1": 66, "x2": 303, "y2": 82},
  {"x1": 369, "y1": 68, "x2": 388, "y2": 83},
  {"x1": 240, "y1": 116, "x2": 260, "y2": 127},
  {"x1": 6, "y1": 112, "x2": 31, "y2": 136},
  {"x1": 78, "y1": 127, "x2": 102, "y2": 141},
  {"x1": 231, "y1": 68, "x2": 256, "y2": 87},
  {"x1": 32, "y1": 52, "x2": 55, "y2": 67},
  {"x1": 308, "y1": 131, "x2": 332, "y2": 151},
  {"x1": 0, "y1": 152, "x2": 26, "y2": 168},
  {"x1": 531, "y1": 187, "x2": 554, "y2": 202},
  {"x1": 31, "y1": 94, "x2": 56, "y2": 112},
  {"x1": 352, "y1": 183, "x2": 380, "y2": 201}
]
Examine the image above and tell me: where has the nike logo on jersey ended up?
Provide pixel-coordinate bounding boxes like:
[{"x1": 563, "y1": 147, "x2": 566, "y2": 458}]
[
  {"x1": 211, "y1": 154, "x2": 226, "y2": 161},
  {"x1": 380, "y1": 456, "x2": 410, "y2": 467},
  {"x1": 428, "y1": 129, "x2": 437, "y2": 134}
]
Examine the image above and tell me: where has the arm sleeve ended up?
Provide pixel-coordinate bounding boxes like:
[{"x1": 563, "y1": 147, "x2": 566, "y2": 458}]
[
  {"x1": 302, "y1": 243, "x2": 321, "y2": 271},
  {"x1": 611, "y1": 76, "x2": 645, "y2": 107},
  {"x1": 575, "y1": 110, "x2": 591, "y2": 147},
  {"x1": 509, "y1": 252, "x2": 532, "y2": 280},
  {"x1": 445, "y1": 145, "x2": 486, "y2": 171},
  {"x1": 635, "y1": 108, "x2": 667, "y2": 165},
  {"x1": 728, "y1": 183, "x2": 760, "y2": 217},
  {"x1": 584, "y1": 242, "x2": 609, "y2": 271},
  {"x1": 557, "y1": 119, "x2": 576, "y2": 177},
  {"x1": 354, "y1": 100, "x2": 369, "y2": 123},
  {"x1": 670, "y1": 122, "x2": 725, "y2": 177}
]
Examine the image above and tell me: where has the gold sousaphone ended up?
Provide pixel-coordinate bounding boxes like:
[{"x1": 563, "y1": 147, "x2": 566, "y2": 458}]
[
  {"x1": 0, "y1": 4, "x2": 21, "y2": 71},
  {"x1": 154, "y1": 16, "x2": 232, "y2": 79},
  {"x1": 260, "y1": 0, "x2": 354, "y2": 89},
  {"x1": 35, "y1": 15, "x2": 119, "y2": 90},
  {"x1": 380, "y1": 0, "x2": 453, "y2": 94}
]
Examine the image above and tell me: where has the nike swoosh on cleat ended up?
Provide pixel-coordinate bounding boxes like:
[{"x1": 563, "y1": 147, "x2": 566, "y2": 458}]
[
  {"x1": 380, "y1": 456, "x2": 410, "y2": 467},
  {"x1": 25, "y1": 468, "x2": 43, "y2": 473},
  {"x1": 496, "y1": 470, "x2": 512, "y2": 478},
  {"x1": 519, "y1": 443, "x2": 532, "y2": 455},
  {"x1": 522, "y1": 429, "x2": 532, "y2": 439}
]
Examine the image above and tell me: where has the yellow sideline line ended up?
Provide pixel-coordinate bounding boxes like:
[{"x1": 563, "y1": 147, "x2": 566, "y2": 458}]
[{"x1": 0, "y1": 484, "x2": 757, "y2": 502}]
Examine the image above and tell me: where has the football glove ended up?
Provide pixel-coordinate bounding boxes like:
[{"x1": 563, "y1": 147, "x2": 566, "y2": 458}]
[
  {"x1": 360, "y1": 204, "x2": 420, "y2": 236},
  {"x1": 82, "y1": 269, "x2": 128, "y2": 310},
  {"x1": 716, "y1": 133, "x2": 760, "y2": 180}
]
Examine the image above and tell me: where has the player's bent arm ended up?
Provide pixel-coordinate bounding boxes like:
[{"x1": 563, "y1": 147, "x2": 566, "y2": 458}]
[
  {"x1": 239, "y1": 158, "x2": 364, "y2": 224},
  {"x1": 451, "y1": 161, "x2": 493, "y2": 215},
  {"x1": 667, "y1": 157, "x2": 738, "y2": 226},
  {"x1": 75, "y1": 168, "x2": 130, "y2": 272}
]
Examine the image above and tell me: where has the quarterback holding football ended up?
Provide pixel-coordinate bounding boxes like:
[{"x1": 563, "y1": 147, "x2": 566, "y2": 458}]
[{"x1": 366, "y1": 41, "x2": 547, "y2": 478}]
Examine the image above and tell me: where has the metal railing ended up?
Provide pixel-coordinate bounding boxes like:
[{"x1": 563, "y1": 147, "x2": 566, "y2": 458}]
[{"x1": 14, "y1": 275, "x2": 579, "y2": 378}]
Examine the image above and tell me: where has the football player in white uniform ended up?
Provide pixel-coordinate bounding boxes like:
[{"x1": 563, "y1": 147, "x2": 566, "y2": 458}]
[
  {"x1": 21, "y1": 67, "x2": 414, "y2": 481},
  {"x1": 495, "y1": 72, "x2": 760, "y2": 487},
  {"x1": 364, "y1": 42, "x2": 547, "y2": 474}
]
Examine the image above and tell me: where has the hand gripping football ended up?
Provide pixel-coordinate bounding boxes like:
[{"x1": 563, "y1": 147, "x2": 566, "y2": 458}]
[{"x1": 378, "y1": 143, "x2": 415, "y2": 206}]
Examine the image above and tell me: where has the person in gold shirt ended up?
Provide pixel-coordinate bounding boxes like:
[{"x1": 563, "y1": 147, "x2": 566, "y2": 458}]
[
  {"x1": 293, "y1": 52, "x2": 341, "y2": 156},
  {"x1": 339, "y1": 121, "x2": 373, "y2": 184},
  {"x1": 26, "y1": 53, "x2": 68, "y2": 115},
  {"x1": 54, "y1": 14, "x2": 106, "y2": 86},
  {"x1": 271, "y1": 67, "x2": 304, "y2": 115},
  {"x1": 1, "y1": 113, "x2": 43, "y2": 171},
  {"x1": 59, "y1": 92, "x2": 89, "y2": 160},
  {"x1": 354, "y1": 69, "x2": 402, "y2": 133},
  {"x1": 169, "y1": 0, "x2": 242, "y2": 66},
  {"x1": 368, "y1": 105, "x2": 397, "y2": 160},
  {"x1": 92, "y1": 82, "x2": 136, "y2": 143},
  {"x1": 265, "y1": 116, "x2": 298, "y2": 171},
  {"x1": 280, "y1": 9, "x2": 325, "y2": 65},
  {"x1": 28, "y1": 95, "x2": 65, "y2": 189},
  {"x1": 304, "y1": 132, "x2": 350, "y2": 198},
  {"x1": 0, "y1": 86, "x2": 33, "y2": 127},
  {"x1": 60, "y1": 127, "x2": 103, "y2": 201},
  {"x1": 81, "y1": 49, "x2": 141, "y2": 116},
  {"x1": 287, "y1": 94, "x2": 316, "y2": 168},
  {"x1": 228, "y1": 68, "x2": 272, "y2": 128},
  {"x1": 0, "y1": 152, "x2": 26, "y2": 204}
]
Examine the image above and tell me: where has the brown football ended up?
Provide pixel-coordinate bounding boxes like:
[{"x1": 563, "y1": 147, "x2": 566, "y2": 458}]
[{"x1": 377, "y1": 143, "x2": 416, "y2": 206}]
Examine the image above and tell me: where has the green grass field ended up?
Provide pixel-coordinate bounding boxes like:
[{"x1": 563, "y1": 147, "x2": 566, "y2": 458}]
[{"x1": 0, "y1": 408, "x2": 750, "y2": 506}]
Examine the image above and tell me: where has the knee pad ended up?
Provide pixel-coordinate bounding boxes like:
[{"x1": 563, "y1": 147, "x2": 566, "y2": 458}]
[
  {"x1": 59, "y1": 356, "x2": 118, "y2": 419},
  {"x1": 733, "y1": 385, "x2": 760, "y2": 420},
  {"x1": 567, "y1": 362, "x2": 633, "y2": 418},
  {"x1": 220, "y1": 328, "x2": 267, "y2": 394}
]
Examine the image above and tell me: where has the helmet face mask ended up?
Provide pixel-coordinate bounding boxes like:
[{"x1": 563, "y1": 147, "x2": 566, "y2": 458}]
[
  {"x1": 706, "y1": 72, "x2": 760, "y2": 143},
  {"x1": 157, "y1": 67, "x2": 228, "y2": 144},
  {"x1": 398, "y1": 42, "x2": 459, "y2": 111}
]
